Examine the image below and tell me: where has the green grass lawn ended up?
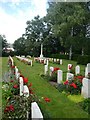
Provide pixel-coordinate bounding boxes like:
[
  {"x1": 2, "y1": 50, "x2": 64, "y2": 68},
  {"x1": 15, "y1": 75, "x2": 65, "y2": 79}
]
[{"x1": 2, "y1": 57, "x2": 89, "y2": 118}]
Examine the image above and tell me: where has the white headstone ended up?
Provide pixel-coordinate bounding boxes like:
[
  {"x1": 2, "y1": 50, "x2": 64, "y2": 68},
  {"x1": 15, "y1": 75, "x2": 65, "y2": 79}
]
[
  {"x1": 50, "y1": 67, "x2": 54, "y2": 76},
  {"x1": 81, "y1": 78, "x2": 90, "y2": 98},
  {"x1": 66, "y1": 73, "x2": 74, "y2": 81},
  {"x1": 60, "y1": 59, "x2": 62, "y2": 65},
  {"x1": 47, "y1": 59, "x2": 49, "y2": 66},
  {"x1": 75, "y1": 65, "x2": 80, "y2": 75},
  {"x1": 68, "y1": 64, "x2": 72, "y2": 71},
  {"x1": 31, "y1": 102, "x2": 43, "y2": 119},
  {"x1": 23, "y1": 85, "x2": 29, "y2": 97},
  {"x1": 44, "y1": 59, "x2": 47, "y2": 64},
  {"x1": 54, "y1": 59, "x2": 56, "y2": 63},
  {"x1": 31, "y1": 60, "x2": 33, "y2": 66},
  {"x1": 15, "y1": 66, "x2": 19, "y2": 80},
  {"x1": 44, "y1": 65, "x2": 48, "y2": 75},
  {"x1": 57, "y1": 70, "x2": 63, "y2": 84},
  {"x1": 19, "y1": 77, "x2": 24, "y2": 96},
  {"x1": 87, "y1": 63, "x2": 90, "y2": 74}
]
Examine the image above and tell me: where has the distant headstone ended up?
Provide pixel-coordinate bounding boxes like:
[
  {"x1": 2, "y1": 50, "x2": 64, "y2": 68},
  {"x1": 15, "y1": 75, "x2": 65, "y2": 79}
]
[
  {"x1": 30, "y1": 60, "x2": 33, "y2": 66},
  {"x1": 66, "y1": 73, "x2": 74, "y2": 80},
  {"x1": 50, "y1": 67, "x2": 54, "y2": 76},
  {"x1": 75, "y1": 65, "x2": 80, "y2": 75},
  {"x1": 57, "y1": 70, "x2": 63, "y2": 84},
  {"x1": 31, "y1": 102, "x2": 43, "y2": 119},
  {"x1": 15, "y1": 66, "x2": 19, "y2": 80},
  {"x1": 54, "y1": 59, "x2": 56, "y2": 63},
  {"x1": 47, "y1": 59, "x2": 49, "y2": 66},
  {"x1": 44, "y1": 65, "x2": 48, "y2": 75},
  {"x1": 60, "y1": 59, "x2": 62, "y2": 65},
  {"x1": 81, "y1": 78, "x2": 90, "y2": 98},
  {"x1": 68, "y1": 64, "x2": 72, "y2": 71}
]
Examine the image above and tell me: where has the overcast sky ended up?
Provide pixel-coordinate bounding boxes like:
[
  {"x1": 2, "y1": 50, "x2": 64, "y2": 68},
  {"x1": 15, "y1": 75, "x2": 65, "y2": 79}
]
[{"x1": 0, "y1": 0, "x2": 48, "y2": 44}]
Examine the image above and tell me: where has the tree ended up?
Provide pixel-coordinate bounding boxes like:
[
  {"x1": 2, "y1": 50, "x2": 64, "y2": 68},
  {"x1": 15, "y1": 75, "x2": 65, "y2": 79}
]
[{"x1": 45, "y1": 2, "x2": 90, "y2": 58}]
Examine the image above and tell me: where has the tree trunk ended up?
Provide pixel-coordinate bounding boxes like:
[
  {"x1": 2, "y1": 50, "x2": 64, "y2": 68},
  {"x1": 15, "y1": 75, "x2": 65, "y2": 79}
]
[
  {"x1": 82, "y1": 48, "x2": 84, "y2": 56},
  {"x1": 69, "y1": 45, "x2": 72, "y2": 60}
]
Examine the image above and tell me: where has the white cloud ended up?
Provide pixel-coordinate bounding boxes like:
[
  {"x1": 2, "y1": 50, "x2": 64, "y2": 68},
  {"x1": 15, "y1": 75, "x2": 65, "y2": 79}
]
[{"x1": 0, "y1": 0, "x2": 47, "y2": 44}]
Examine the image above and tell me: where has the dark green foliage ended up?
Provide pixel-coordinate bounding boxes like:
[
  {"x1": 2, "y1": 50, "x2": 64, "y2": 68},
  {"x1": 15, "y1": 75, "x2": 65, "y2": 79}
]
[
  {"x1": 79, "y1": 98, "x2": 90, "y2": 114},
  {"x1": 50, "y1": 54, "x2": 69, "y2": 59},
  {"x1": 77, "y1": 55, "x2": 90, "y2": 65}
]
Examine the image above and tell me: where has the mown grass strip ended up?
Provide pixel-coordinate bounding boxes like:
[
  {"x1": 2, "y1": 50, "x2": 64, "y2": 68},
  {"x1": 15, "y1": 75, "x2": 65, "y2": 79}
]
[{"x1": 13, "y1": 57, "x2": 88, "y2": 118}]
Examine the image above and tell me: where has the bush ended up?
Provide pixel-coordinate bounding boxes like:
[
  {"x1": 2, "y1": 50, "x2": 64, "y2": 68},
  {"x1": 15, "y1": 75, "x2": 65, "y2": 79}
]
[
  {"x1": 79, "y1": 98, "x2": 90, "y2": 114},
  {"x1": 72, "y1": 54, "x2": 80, "y2": 61},
  {"x1": 77, "y1": 55, "x2": 90, "y2": 65},
  {"x1": 50, "y1": 54, "x2": 69, "y2": 60}
]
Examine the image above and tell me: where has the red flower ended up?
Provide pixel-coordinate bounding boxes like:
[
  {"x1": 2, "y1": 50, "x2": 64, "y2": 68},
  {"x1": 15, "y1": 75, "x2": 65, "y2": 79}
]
[
  {"x1": 10, "y1": 80, "x2": 14, "y2": 82},
  {"x1": 9, "y1": 105, "x2": 14, "y2": 111},
  {"x1": 70, "y1": 83, "x2": 77, "y2": 89},
  {"x1": 77, "y1": 76, "x2": 84, "y2": 80},
  {"x1": 4, "y1": 105, "x2": 14, "y2": 113},
  {"x1": 11, "y1": 65, "x2": 15, "y2": 68},
  {"x1": 44, "y1": 97, "x2": 51, "y2": 102},
  {"x1": 13, "y1": 84, "x2": 18, "y2": 89},
  {"x1": 52, "y1": 67, "x2": 60, "y2": 73},
  {"x1": 69, "y1": 65, "x2": 73, "y2": 70},
  {"x1": 64, "y1": 80, "x2": 69, "y2": 85},
  {"x1": 4, "y1": 106, "x2": 10, "y2": 113},
  {"x1": 28, "y1": 83, "x2": 32, "y2": 87},
  {"x1": 29, "y1": 89, "x2": 34, "y2": 94},
  {"x1": 23, "y1": 78, "x2": 28, "y2": 84}
]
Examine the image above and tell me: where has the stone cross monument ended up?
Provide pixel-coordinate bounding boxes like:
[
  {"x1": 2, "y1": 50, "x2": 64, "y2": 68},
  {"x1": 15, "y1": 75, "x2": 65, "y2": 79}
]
[{"x1": 40, "y1": 44, "x2": 44, "y2": 58}]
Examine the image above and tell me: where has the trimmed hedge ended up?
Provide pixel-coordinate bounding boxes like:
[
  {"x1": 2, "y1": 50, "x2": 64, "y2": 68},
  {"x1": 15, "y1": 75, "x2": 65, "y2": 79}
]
[
  {"x1": 77, "y1": 55, "x2": 90, "y2": 65},
  {"x1": 50, "y1": 54, "x2": 69, "y2": 59}
]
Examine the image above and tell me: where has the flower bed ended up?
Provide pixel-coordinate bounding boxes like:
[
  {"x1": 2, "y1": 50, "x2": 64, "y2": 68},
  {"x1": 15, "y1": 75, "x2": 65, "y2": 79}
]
[{"x1": 2, "y1": 56, "x2": 51, "y2": 119}]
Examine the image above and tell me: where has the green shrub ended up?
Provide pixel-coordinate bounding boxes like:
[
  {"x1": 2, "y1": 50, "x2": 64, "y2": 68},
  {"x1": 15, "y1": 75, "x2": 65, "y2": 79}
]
[
  {"x1": 79, "y1": 98, "x2": 90, "y2": 114},
  {"x1": 77, "y1": 55, "x2": 90, "y2": 65},
  {"x1": 50, "y1": 54, "x2": 69, "y2": 59},
  {"x1": 72, "y1": 54, "x2": 80, "y2": 61}
]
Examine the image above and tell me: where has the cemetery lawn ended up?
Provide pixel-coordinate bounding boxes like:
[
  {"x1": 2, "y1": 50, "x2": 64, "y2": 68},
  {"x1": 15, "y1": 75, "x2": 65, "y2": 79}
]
[{"x1": 2, "y1": 57, "x2": 89, "y2": 118}]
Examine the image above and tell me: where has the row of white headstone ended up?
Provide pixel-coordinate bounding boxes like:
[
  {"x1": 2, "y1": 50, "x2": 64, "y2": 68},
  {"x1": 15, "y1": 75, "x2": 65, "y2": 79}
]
[
  {"x1": 9, "y1": 56, "x2": 43, "y2": 119},
  {"x1": 16, "y1": 56, "x2": 33, "y2": 66},
  {"x1": 44, "y1": 62, "x2": 90, "y2": 98},
  {"x1": 81, "y1": 63, "x2": 90, "y2": 98},
  {"x1": 8, "y1": 55, "x2": 14, "y2": 66}
]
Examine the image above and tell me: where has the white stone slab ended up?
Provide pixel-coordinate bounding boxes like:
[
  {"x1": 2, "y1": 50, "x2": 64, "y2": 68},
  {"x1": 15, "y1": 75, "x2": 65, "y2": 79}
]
[
  {"x1": 60, "y1": 59, "x2": 62, "y2": 65},
  {"x1": 68, "y1": 64, "x2": 72, "y2": 71},
  {"x1": 75, "y1": 65, "x2": 80, "y2": 75},
  {"x1": 81, "y1": 78, "x2": 90, "y2": 98},
  {"x1": 50, "y1": 67, "x2": 54, "y2": 76},
  {"x1": 44, "y1": 65, "x2": 48, "y2": 75},
  {"x1": 23, "y1": 85, "x2": 29, "y2": 97},
  {"x1": 19, "y1": 77, "x2": 24, "y2": 96},
  {"x1": 57, "y1": 70, "x2": 63, "y2": 84},
  {"x1": 31, "y1": 102, "x2": 43, "y2": 119},
  {"x1": 66, "y1": 73, "x2": 74, "y2": 80}
]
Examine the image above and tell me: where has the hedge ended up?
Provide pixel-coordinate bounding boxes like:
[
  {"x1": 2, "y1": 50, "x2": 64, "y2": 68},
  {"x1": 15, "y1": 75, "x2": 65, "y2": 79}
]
[
  {"x1": 50, "y1": 54, "x2": 69, "y2": 59},
  {"x1": 77, "y1": 55, "x2": 90, "y2": 65}
]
